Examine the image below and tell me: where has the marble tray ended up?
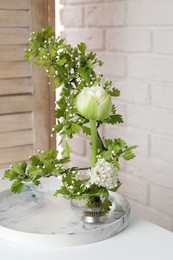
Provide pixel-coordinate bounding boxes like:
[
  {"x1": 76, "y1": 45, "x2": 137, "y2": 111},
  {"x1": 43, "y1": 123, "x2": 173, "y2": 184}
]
[{"x1": 0, "y1": 183, "x2": 130, "y2": 247}]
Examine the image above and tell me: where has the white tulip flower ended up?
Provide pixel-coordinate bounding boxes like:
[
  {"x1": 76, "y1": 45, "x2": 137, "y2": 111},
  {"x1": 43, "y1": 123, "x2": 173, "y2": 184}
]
[{"x1": 76, "y1": 86, "x2": 112, "y2": 120}]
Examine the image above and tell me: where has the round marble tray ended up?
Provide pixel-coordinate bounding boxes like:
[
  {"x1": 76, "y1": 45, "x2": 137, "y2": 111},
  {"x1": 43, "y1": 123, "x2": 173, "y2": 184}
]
[{"x1": 0, "y1": 184, "x2": 130, "y2": 247}]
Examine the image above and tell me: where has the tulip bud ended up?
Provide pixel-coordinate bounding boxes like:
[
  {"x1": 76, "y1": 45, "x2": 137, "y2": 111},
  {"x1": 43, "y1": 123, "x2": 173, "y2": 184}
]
[{"x1": 76, "y1": 86, "x2": 112, "y2": 120}]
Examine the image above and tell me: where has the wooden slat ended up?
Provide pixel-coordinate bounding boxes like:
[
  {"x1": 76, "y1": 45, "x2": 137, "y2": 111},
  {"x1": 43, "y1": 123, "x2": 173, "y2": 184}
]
[
  {"x1": 0, "y1": 95, "x2": 34, "y2": 114},
  {"x1": 0, "y1": 78, "x2": 32, "y2": 95},
  {"x1": 0, "y1": 10, "x2": 30, "y2": 27},
  {"x1": 48, "y1": 0, "x2": 56, "y2": 150},
  {"x1": 0, "y1": 0, "x2": 30, "y2": 10},
  {"x1": 0, "y1": 145, "x2": 34, "y2": 165},
  {"x1": 0, "y1": 62, "x2": 31, "y2": 79},
  {"x1": 0, "y1": 130, "x2": 33, "y2": 149},
  {"x1": 0, "y1": 113, "x2": 33, "y2": 133},
  {"x1": 0, "y1": 28, "x2": 30, "y2": 44},
  {"x1": 0, "y1": 45, "x2": 27, "y2": 62},
  {"x1": 30, "y1": 0, "x2": 56, "y2": 151},
  {"x1": 30, "y1": 0, "x2": 50, "y2": 152},
  {"x1": 0, "y1": 0, "x2": 56, "y2": 169}
]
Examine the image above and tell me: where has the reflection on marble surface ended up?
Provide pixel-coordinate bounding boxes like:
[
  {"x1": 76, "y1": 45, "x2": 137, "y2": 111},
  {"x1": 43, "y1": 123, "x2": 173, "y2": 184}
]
[{"x1": 0, "y1": 183, "x2": 130, "y2": 247}]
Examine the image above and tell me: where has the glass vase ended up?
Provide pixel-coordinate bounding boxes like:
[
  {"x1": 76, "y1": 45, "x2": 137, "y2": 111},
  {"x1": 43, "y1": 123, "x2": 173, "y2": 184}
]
[{"x1": 70, "y1": 196, "x2": 116, "y2": 224}]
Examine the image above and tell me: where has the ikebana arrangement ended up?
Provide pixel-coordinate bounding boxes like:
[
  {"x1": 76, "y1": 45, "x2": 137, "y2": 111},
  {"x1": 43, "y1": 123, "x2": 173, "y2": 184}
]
[{"x1": 3, "y1": 27, "x2": 137, "y2": 223}]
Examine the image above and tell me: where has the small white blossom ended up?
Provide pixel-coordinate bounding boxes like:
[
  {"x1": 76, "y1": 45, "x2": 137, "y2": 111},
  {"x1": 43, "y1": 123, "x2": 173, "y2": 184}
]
[
  {"x1": 68, "y1": 186, "x2": 73, "y2": 191},
  {"x1": 87, "y1": 158, "x2": 118, "y2": 189}
]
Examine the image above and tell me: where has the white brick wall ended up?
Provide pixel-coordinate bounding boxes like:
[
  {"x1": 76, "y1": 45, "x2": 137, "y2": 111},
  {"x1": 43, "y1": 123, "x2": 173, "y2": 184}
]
[
  {"x1": 60, "y1": 0, "x2": 173, "y2": 232},
  {"x1": 106, "y1": 28, "x2": 152, "y2": 52},
  {"x1": 84, "y1": 3, "x2": 126, "y2": 26}
]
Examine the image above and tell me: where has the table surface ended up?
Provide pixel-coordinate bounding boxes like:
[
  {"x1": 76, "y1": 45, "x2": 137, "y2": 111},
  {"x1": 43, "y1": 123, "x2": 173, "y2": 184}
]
[
  {"x1": 0, "y1": 176, "x2": 173, "y2": 260},
  {"x1": 0, "y1": 216, "x2": 173, "y2": 260}
]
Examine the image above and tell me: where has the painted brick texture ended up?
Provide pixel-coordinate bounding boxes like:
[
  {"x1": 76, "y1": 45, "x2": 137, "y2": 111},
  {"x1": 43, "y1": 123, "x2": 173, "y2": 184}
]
[{"x1": 60, "y1": 0, "x2": 173, "y2": 232}]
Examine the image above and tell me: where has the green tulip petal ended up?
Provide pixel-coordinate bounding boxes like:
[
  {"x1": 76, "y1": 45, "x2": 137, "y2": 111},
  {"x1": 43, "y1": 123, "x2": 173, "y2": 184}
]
[
  {"x1": 85, "y1": 97, "x2": 98, "y2": 119},
  {"x1": 76, "y1": 91, "x2": 87, "y2": 115},
  {"x1": 97, "y1": 95, "x2": 112, "y2": 120}
]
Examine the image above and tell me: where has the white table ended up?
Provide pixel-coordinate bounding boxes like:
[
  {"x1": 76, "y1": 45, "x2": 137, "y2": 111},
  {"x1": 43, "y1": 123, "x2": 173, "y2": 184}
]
[{"x1": 0, "y1": 216, "x2": 173, "y2": 260}]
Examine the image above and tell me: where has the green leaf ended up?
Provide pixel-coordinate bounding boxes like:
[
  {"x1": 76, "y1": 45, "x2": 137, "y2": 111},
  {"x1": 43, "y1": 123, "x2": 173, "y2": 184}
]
[
  {"x1": 78, "y1": 42, "x2": 87, "y2": 53},
  {"x1": 40, "y1": 149, "x2": 58, "y2": 160},
  {"x1": 44, "y1": 160, "x2": 53, "y2": 171},
  {"x1": 80, "y1": 125, "x2": 91, "y2": 135},
  {"x1": 71, "y1": 123, "x2": 81, "y2": 134},
  {"x1": 101, "y1": 150, "x2": 112, "y2": 161},
  {"x1": 56, "y1": 57, "x2": 67, "y2": 66},
  {"x1": 78, "y1": 67, "x2": 90, "y2": 83},
  {"x1": 38, "y1": 48, "x2": 47, "y2": 56},
  {"x1": 113, "y1": 160, "x2": 120, "y2": 170},
  {"x1": 30, "y1": 155, "x2": 41, "y2": 166},
  {"x1": 42, "y1": 27, "x2": 55, "y2": 38},
  {"x1": 54, "y1": 186, "x2": 70, "y2": 197},
  {"x1": 63, "y1": 141, "x2": 72, "y2": 157},
  {"x1": 20, "y1": 161, "x2": 27, "y2": 173},
  {"x1": 54, "y1": 77, "x2": 61, "y2": 88},
  {"x1": 10, "y1": 181, "x2": 24, "y2": 193},
  {"x1": 110, "y1": 179, "x2": 122, "y2": 192},
  {"x1": 100, "y1": 197, "x2": 112, "y2": 213},
  {"x1": 105, "y1": 114, "x2": 123, "y2": 125},
  {"x1": 126, "y1": 145, "x2": 138, "y2": 151},
  {"x1": 24, "y1": 51, "x2": 37, "y2": 62},
  {"x1": 11, "y1": 162, "x2": 21, "y2": 174},
  {"x1": 55, "y1": 123, "x2": 63, "y2": 133},
  {"x1": 58, "y1": 157, "x2": 70, "y2": 164},
  {"x1": 32, "y1": 179, "x2": 41, "y2": 186},
  {"x1": 29, "y1": 167, "x2": 43, "y2": 178},
  {"x1": 3, "y1": 170, "x2": 17, "y2": 181},
  {"x1": 122, "y1": 152, "x2": 136, "y2": 160},
  {"x1": 35, "y1": 59, "x2": 46, "y2": 66},
  {"x1": 107, "y1": 88, "x2": 120, "y2": 97}
]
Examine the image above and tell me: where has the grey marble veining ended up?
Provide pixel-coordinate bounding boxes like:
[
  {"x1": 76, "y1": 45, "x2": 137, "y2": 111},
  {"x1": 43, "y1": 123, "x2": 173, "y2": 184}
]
[{"x1": 0, "y1": 182, "x2": 130, "y2": 247}]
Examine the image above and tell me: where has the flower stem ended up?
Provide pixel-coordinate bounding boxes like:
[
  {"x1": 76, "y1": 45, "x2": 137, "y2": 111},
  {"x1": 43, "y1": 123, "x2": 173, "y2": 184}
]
[{"x1": 90, "y1": 119, "x2": 97, "y2": 167}]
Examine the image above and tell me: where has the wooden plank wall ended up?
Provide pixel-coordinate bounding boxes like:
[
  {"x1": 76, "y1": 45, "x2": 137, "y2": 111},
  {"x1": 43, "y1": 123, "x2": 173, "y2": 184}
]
[{"x1": 0, "y1": 0, "x2": 55, "y2": 168}]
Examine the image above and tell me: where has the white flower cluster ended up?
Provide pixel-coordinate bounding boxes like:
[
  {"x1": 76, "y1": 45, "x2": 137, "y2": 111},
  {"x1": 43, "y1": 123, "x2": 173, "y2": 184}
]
[{"x1": 87, "y1": 158, "x2": 118, "y2": 189}]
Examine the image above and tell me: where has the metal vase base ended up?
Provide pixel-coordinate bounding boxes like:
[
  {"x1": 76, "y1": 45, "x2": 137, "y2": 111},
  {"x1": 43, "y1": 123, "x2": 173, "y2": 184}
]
[{"x1": 81, "y1": 209, "x2": 108, "y2": 224}]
